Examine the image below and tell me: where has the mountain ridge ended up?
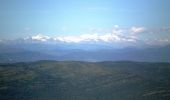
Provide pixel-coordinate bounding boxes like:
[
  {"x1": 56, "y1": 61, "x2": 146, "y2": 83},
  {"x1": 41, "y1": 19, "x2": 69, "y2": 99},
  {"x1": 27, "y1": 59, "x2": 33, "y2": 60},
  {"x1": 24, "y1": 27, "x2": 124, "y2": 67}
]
[{"x1": 0, "y1": 43, "x2": 170, "y2": 63}]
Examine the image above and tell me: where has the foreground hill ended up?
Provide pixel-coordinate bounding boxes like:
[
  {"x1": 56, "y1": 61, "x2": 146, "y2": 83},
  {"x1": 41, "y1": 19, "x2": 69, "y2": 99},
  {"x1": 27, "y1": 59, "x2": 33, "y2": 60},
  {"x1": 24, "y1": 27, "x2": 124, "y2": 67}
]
[{"x1": 0, "y1": 61, "x2": 170, "y2": 100}]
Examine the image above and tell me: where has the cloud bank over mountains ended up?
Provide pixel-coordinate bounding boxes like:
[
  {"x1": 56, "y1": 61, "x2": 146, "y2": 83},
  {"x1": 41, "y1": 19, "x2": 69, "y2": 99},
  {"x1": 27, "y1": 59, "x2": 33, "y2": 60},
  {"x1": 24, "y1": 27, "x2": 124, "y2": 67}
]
[
  {"x1": 21, "y1": 26, "x2": 140, "y2": 43},
  {"x1": 0, "y1": 26, "x2": 170, "y2": 47},
  {"x1": 24, "y1": 33, "x2": 137, "y2": 43}
]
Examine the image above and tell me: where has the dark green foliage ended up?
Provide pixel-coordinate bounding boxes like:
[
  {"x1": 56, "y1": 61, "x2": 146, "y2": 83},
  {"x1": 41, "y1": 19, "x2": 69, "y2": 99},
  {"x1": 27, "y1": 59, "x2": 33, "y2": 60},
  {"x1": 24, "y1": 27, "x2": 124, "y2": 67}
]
[{"x1": 0, "y1": 61, "x2": 170, "y2": 100}]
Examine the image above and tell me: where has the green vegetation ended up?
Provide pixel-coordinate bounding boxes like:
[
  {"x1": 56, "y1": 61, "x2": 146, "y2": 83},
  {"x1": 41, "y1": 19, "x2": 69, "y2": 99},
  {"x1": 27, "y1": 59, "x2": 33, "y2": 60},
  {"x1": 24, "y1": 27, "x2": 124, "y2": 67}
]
[{"x1": 0, "y1": 61, "x2": 170, "y2": 100}]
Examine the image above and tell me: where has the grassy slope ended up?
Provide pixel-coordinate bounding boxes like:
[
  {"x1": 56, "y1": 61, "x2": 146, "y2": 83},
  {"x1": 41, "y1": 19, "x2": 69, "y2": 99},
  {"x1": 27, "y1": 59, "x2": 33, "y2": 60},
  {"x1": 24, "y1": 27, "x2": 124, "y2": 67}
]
[{"x1": 0, "y1": 61, "x2": 170, "y2": 100}]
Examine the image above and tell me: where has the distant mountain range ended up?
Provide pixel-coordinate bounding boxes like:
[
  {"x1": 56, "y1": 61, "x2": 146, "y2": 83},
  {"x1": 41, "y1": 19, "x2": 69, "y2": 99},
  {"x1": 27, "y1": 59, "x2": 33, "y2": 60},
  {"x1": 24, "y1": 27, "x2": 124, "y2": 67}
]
[{"x1": 0, "y1": 38, "x2": 170, "y2": 63}]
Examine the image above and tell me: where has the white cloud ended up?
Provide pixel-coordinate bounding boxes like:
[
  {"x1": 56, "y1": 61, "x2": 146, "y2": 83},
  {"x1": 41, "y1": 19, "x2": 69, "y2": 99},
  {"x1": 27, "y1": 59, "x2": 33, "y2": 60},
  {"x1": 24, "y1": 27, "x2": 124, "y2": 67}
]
[
  {"x1": 25, "y1": 34, "x2": 50, "y2": 42},
  {"x1": 125, "y1": 36, "x2": 138, "y2": 42},
  {"x1": 131, "y1": 26, "x2": 145, "y2": 33},
  {"x1": 7, "y1": 25, "x2": 170, "y2": 47},
  {"x1": 28, "y1": 33, "x2": 136, "y2": 43},
  {"x1": 54, "y1": 34, "x2": 101, "y2": 43},
  {"x1": 23, "y1": 26, "x2": 149, "y2": 44},
  {"x1": 112, "y1": 27, "x2": 123, "y2": 35}
]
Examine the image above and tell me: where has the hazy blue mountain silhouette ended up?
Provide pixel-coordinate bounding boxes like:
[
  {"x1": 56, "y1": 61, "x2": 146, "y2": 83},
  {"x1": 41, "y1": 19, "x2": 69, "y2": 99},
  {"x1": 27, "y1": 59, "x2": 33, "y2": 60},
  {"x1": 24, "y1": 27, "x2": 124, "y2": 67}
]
[{"x1": 0, "y1": 43, "x2": 170, "y2": 63}]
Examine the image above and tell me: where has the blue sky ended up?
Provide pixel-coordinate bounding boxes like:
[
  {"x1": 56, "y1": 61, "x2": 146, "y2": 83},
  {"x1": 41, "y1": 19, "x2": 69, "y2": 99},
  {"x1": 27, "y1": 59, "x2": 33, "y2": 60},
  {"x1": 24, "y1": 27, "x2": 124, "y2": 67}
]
[{"x1": 0, "y1": 0, "x2": 170, "y2": 42}]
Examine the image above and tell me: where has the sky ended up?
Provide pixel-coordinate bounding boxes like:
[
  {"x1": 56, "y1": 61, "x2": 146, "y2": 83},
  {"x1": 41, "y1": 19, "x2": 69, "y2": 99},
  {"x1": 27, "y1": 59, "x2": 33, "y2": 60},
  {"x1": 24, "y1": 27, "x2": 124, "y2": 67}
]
[{"x1": 0, "y1": 0, "x2": 170, "y2": 46}]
